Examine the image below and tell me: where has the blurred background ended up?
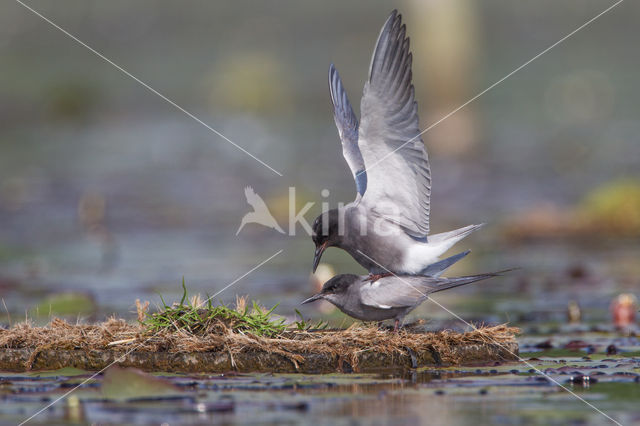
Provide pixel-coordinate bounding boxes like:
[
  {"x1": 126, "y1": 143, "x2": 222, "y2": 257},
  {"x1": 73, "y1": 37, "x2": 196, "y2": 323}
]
[{"x1": 1, "y1": 0, "x2": 638, "y2": 329}]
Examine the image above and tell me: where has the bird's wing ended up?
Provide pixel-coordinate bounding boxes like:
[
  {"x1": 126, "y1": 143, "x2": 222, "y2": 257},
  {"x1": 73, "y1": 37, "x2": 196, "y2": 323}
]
[
  {"x1": 361, "y1": 271, "x2": 505, "y2": 309},
  {"x1": 357, "y1": 10, "x2": 431, "y2": 238},
  {"x1": 244, "y1": 186, "x2": 269, "y2": 211},
  {"x1": 359, "y1": 276, "x2": 435, "y2": 309},
  {"x1": 329, "y1": 64, "x2": 367, "y2": 199}
]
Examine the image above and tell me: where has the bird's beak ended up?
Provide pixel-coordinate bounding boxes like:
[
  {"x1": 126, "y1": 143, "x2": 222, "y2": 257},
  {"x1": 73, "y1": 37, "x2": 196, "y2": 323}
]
[
  {"x1": 312, "y1": 242, "x2": 328, "y2": 273},
  {"x1": 301, "y1": 293, "x2": 324, "y2": 305}
]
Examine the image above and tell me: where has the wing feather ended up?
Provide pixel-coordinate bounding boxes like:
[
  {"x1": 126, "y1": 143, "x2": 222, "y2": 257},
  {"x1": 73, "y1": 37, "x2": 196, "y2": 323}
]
[
  {"x1": 329, "y1": 64, "x2": 367, "y2": 198},
  {"x1": 360, "y1": 273, "x2": 502, "y2": 309},
  {"x1": 359, "y1": 276, "x2": 432, "y2": 309},
  {"x1": 358, "y1": 10, "x2": 432, "y2": 237}
]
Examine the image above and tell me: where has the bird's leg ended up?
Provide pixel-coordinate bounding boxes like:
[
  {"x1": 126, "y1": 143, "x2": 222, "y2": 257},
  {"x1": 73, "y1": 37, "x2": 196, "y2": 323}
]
[
  {"x1": 366, "y1": 272, "x2": 393, "y2": 283},
  {"x1": 393, "y1": 319, "x2": 400, "y2": 332}
]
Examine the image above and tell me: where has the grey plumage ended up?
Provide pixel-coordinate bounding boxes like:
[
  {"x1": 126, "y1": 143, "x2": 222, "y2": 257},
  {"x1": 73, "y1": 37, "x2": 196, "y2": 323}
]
[
  {"x1": 302, "y1": 270, "x2": 507, "y2": 329},
  {"x1": 358, "y1": 10, "x2": 431, "y2": 238},
  {"x1": 330, "y1": 10, "x2": 431, "y2": 237},
  {"x1": 329, "y1": 65, "x2": 365, "y2": 197},
  {"x1": 312, "y1": 10, "x2": 482, "y2": 275}
]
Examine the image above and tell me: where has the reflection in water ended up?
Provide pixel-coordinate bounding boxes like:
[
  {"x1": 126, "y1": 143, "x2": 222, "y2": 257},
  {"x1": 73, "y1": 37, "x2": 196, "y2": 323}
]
[{"x1": 3, "y1": 355, "x2": 639, "y2": 425}]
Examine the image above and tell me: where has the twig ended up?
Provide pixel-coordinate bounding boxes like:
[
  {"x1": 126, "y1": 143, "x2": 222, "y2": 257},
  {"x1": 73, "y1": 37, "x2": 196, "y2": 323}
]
[{"x1": 107, "y1": 338, "x2": 137, "y2": 346}]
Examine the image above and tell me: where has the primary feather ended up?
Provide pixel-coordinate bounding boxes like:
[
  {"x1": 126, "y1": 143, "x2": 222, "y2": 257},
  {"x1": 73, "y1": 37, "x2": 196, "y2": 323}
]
[{"x1": 328, "y1": 10, "x2": 432, "y2": 238}]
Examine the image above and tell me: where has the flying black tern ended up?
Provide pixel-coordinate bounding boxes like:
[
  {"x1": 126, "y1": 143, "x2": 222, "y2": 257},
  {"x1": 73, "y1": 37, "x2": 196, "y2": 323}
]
[
  {"x1": 311, "y1": 10, "x2": 482, "y2": 276},
  {"x1": 301, "y1": 270, "x2": 506, "y2": 331}
]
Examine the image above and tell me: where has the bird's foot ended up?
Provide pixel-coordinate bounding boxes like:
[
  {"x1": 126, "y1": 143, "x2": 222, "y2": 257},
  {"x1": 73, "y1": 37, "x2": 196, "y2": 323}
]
[
  {"x1": 393, "y1": 319, "x2": 400, "y2": 332},
  {"x1": 366, "y1": 272, "x2": 393, "y2": 283}
]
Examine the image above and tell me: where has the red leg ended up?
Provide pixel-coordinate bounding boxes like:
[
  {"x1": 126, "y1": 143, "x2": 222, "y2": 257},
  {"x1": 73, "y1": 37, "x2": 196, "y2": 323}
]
[{"x1": 394, "y1": 319, "x2": 400, "y2": 332}]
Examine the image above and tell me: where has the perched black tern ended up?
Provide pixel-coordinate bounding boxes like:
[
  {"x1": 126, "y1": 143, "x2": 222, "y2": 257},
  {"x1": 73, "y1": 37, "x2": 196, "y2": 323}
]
[
  {"x1": 312, "y1": 10, "x2": 482, "y2": 276},
  {"x1": 302, "y1": 271, "x2": 506, "y2": 331}
]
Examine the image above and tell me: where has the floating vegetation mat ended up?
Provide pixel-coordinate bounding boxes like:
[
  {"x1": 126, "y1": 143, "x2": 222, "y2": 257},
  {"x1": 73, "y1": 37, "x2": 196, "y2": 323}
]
[
  {"x1": 0, "y1": 293, "x2": 518, "y2": 373},
  {"x1": 0, "y1": 318, "x2": 519, "y2": 373}
]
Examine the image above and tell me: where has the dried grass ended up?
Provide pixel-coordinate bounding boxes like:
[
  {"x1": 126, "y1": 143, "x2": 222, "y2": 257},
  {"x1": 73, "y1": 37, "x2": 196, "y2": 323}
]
[{"x1": 0, "y1": 317, "x2": 519, "y2": 370}]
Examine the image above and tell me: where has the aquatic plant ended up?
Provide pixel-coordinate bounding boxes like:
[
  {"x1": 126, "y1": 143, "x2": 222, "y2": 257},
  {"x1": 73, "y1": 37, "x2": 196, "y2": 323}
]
[
  {"x1": 293, "y1": 309, "x2": 328, "y2": 331},
  {"x1": 143, "y1": 280, "x2": 287, "y2": 338}
]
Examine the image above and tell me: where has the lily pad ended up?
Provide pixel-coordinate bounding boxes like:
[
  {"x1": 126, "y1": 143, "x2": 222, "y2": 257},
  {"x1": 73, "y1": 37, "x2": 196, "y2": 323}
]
[{"x1": 101, "y1": 366, "x2": 184, "y2": 400}]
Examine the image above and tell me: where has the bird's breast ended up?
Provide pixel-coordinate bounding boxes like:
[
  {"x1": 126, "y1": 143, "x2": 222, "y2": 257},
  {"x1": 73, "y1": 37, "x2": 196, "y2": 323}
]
[{"x1": 340, "y1": 210, "x2": 408, "y2": 272}]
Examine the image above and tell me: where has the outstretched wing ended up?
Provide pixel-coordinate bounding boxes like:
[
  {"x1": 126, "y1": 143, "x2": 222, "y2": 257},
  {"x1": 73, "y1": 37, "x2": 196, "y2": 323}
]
[
  {"x1": 329, "y1": 64, "x2": 367, "y2": 199},
  {"x1": 357, "y1": 10, "x2": 431, "y2": 238},
  {"x1": 244, "y1": 186, "x2": 269, "y2": 211}
]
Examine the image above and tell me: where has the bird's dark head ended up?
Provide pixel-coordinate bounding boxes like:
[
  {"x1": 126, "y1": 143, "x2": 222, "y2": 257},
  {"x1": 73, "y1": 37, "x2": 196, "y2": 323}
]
[
  {"x1": 301, "y1": 274, "x2": 357, "y2": 305},
  {"x1": 311, "y1": 209, "x2": 341, "y2": 273}
]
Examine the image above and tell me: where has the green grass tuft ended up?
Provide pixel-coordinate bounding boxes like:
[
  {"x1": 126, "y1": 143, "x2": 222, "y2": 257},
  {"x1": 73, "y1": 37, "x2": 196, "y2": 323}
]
[
  {"x1": 144, "y1": 280, "x2": 287, "y2": 338},
  {"x1": 293, "y1": 309, "x2": 328, "y2": 331}
]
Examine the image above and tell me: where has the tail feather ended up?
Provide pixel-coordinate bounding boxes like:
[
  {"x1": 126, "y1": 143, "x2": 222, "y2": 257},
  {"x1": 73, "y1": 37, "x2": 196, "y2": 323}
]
[
  {"x1": 429, "y1": 268, "x2": 514, "y2": 294},
  {"x1": 428, "y1": 223, "x2": 484, "y2": 245},
  {"x1": 420, "y1": 250, "x2": 470, "y2": 277}
]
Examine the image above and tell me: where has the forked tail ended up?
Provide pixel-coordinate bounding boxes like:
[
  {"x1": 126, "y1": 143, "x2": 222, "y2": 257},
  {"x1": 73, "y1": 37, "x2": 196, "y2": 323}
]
[
  {"x1": 420, "y1": 250, "x2": 470, "y2": 277},
  {"x1": 428, "y1": 223, "x2": 484, "y2": 245}
]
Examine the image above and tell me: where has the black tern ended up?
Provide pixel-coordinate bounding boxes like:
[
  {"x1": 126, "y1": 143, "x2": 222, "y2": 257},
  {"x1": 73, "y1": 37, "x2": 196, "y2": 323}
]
[
  {"x1": 302, "y1": 270, "x2": 506, "y2": 331},
  {"x1": 311, "y1": 10, "x2": 482, "y2": 276}
]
